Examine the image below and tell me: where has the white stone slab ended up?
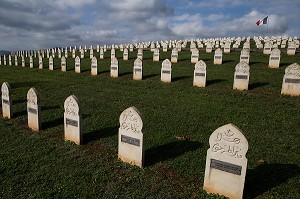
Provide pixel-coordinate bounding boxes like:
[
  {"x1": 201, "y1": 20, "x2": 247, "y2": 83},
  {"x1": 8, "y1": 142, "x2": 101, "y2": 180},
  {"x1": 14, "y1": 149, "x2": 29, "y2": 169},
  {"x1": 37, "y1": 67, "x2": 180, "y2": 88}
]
[
  {"x1": 27, "y1": 88, "x2": 41, "y2": 131},
  {"x1": 161, "y1": 59, "x2": 172, "y2": 83},
  {"x1": 29, "y1": 56, "x2": 33, "y2": 68},
  {"x1": 15, "y1": 56, "x2": 18, "y2": 66},
  {"x1": 214, "y1": 48, "x2": 223, "y2": 65},
  {"x1": 118, "y1": 106, "x2": 144, "y2": 168},
  {"x1": 64, "y1": 95, "x2": 82, "y2": 145},
  {"x1": 38, "y1": 56, "x2": 43, "y2": 69},
  {"x1": 239, "y1": 49, "x2": 250, "y2": 64},
  {"x1": 133, "y1": 58, "x2": 143, "y2": 80},
  {"x1": 281, "y1": 63, "x2": 300, "y2": 96},
  {"x1": 123, "y1": 48, "x2": 128, "y2": 60},
  {"x1": 91, "y1": 57, "x2": 98, "y2": 76},
  {"x1": 233, "y1": 62, "x2": 250, "y2": 90},
  {"x1": 110, "y1": 57, "x2": 119, "y2": 78},
  {"x1": 203, "y1": 123, "x2": 248, "y2": 199},
  {"x1": 268, "y1": 49, "x2": 281, "y2": 68},
  {"x1": 191, "y1": 48, "x2": 199, "y2": 64},
  {"x1": 153, "y1": 48, "x2": 160, "y2": 61},
  {"x1": 22, "y1": 56, "x2": 25, "y2": 67},
  {"x1": 193, "y1": 60, "x2": 206, "y2": 87},
  {"x1": 111, "y1": 49, "x2": 116, "y2": 59},
  {"x1": 61, "y1": 56, "x2": 67, "y2": 72},
  {"x1": 75, "y1": 56, "x2": 81, "y2": 73},
  {"x1": 137, "y1": 49, "x2": 143, "y2": 60},
  {"x1": 1, "y1": 82, "x2": 12, "y2": 119},
  {"x1": 171, "y1": 48, "x2": 178, "y2": 63}
]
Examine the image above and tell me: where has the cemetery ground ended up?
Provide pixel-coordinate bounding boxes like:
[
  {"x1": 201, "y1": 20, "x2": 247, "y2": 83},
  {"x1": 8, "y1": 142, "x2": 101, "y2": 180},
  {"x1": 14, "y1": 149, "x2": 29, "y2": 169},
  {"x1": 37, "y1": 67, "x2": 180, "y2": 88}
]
[{"x1": 1, "y1": 48, "x2": 300, "y2": 198}]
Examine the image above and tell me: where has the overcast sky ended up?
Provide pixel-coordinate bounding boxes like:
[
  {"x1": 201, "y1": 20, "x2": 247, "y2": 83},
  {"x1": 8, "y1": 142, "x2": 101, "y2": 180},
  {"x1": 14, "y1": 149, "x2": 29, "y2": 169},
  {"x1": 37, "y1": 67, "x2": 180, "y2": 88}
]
[{"x1": 0, "y1": 0, "x2": 299, "y2": 51}]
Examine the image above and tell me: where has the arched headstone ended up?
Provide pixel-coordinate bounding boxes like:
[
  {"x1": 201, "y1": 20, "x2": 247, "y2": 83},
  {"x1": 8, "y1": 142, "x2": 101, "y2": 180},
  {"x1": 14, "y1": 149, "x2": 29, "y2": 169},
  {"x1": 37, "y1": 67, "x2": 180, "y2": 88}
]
[
  {"x1": 49, "y1": 56, "x2": 54, "y2": 70},
  {"x1": 191, "y1": 48, "x2": 199, "y2": 64},
  {"x1": 91, "y1": 57, "x2": 98, "y2": 76},
  {"x1": 8, "y1": 55, "x2": 12, "y2": 66},
  {"x1": 72, "y1": 49, "x2": 76, "y2": 58},
  {"x1": 111, "y1": 48, "x2": 115, "y2": 59},
  {"x1": 137, "y1": 48, "x2": 143, "y2": 60},
  {"x1": 39, "y1": 56, "x2": 43, "y2": 69},
  {"x1": 27, "y1": 88, "x2": 41, "y2": 131},
  {"x1": 233, "y1": 62, "x2": 250, "y2": 90},
  {"x1": 203, "y1": 123, "x2": 248, "y2": 199},
  {"x1": 100, "y1": 48, "x2": 104, "y2": 59},
  {"x1": 269, "y1": 48, "x2": 281, "y2": 68},
  {"x1": 90, "y1": 48, "x2": 93, "y2": 59},
  {"x1": 64, "y1": 95, "x2": 82, "y2": 145},
  {"x1": 281, "y1": 63, "x2": 300, "y2": 96},
  {"x1": 3, "y1": 55, "x2": 6, "y2": 65},
  {"x1": 118, "y1": 106, "x2": 144, "y2": 167},
  {"x1": 214, "y1": 48, "x2": 223, "y2": 65},
  {"x1": 29, "y1": 56, "x2": 33, "y2": 68},
  {"x1": 75, "y1": 56, "x2": 81, "y2": 73},
  {"x1": 263, "y1": 42, "x2": 272, "y2": 54},
  {"x1": 1, "y1": 82, "x2": 12, "y2": 119},
  {"x1": 133, "y1": 58, "x2": 143, "y2": 80},
  {"x1": 171, "y1": 48, "x2": 178, "y2": 63},
  {"x1": 153, "y1": 48, "x2": 159, "y2": 62},
  {"x1": 80, "y1": 49, "x2": 84, "y2": 59},
  {"x1": 61, "y1": 56, "x2": 67, "y2": 72},
  {"x1": 193, "y1": 60, "x2": 207, "y2": 87},
  {"x1": 22, "y1": 56, "x2": 25, "y2": 67},
  {"x1": 239, "y1": 49, "x2": 250, "y2": 64},
  {"x1": 123, "y1": 48, "x2": 128, "y2": 60},
  {"x1": 110, "y1": 57, "x2": 119, "y2": 78},
  {"x1": 224, "y1": 42, "x2": 231, "y2": 53},
  {"x1": 206, "y1": 42, "x2": 212, "y2": 53},
  {"x1": 161, "y1": 59, "x2": 172, "y2": 83},
  {"x1": 15, "y1": 56, "x2": 18, "y2": 66}
]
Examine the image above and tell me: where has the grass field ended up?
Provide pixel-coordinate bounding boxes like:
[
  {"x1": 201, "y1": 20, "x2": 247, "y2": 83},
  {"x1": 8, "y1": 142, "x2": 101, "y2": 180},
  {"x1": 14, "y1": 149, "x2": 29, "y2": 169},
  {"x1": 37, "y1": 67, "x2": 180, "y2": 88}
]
[{"x1": 0, "y1": 43, "x2": 300, "y2": 198}]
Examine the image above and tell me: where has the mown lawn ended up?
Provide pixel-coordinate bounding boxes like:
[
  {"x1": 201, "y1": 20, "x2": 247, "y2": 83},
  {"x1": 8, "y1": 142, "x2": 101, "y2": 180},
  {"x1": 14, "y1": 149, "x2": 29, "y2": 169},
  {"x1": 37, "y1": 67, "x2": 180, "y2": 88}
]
[{"x1": 0, "y1": 43, "x2": 300, "y2": 198}]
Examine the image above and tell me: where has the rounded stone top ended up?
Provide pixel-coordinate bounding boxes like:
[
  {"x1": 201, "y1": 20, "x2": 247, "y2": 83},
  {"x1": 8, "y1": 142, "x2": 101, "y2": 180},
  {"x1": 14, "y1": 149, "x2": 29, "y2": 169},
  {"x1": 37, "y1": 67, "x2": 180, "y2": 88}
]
[
  {"x1": 195, "y1": 60, "x2": 207, "y2": 71},
  {"x1": 64, "y1": 95, "x2": 80, "y2": 115},
  {"x1": 111, "y1": 57, "x2": 118, "y2": 65},
  {"x1": 235, "y1": 62, "x2": 250, "y2": 73},
  {"x1": 134, "y1": 58, "x2": 142, "y2": 66},
  {"x1": 215, "y1": 48, "x2": 222, "y2": 54},
  {"x1": 1, "y1": 82, "x2": 11, "y2": 97},
  {"x1": 27, "y1": 87, "x2": 39, "y2": 105},
  {"x1": 271, "y1": 48, "x2": 281, "y2": 56},
  {"x1": 285, "y1": 63, "x2": 300, "y2": 77},
  {"x1": 162, "y1": 59, "x2": 172, "y2": 69},
  {"x1": 119, "y1": 106, "x2": 143, "y2": 134}
]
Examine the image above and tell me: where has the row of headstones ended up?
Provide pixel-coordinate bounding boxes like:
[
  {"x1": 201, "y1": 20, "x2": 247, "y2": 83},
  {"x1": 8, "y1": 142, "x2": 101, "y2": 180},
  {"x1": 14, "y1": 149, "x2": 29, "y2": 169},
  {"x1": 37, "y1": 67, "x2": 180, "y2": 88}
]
[{"x1": 0, "y1": 83, "x2": 248, "y2": 199}]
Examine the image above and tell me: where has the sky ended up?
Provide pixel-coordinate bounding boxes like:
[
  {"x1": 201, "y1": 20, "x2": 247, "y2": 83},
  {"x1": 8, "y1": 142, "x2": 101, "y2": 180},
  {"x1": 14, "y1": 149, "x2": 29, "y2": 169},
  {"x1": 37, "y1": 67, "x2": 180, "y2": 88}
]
[{"x1": 0, "y1": 0, "x2": 299, "y2": 51}]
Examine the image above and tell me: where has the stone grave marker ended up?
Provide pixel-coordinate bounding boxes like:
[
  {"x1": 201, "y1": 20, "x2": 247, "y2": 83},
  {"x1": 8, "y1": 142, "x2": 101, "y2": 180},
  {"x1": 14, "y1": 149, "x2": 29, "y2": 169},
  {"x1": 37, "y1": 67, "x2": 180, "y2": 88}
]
[
  {"x1": 3, "y1": 55, "x2": 6, "y2": 65},
  {"x1": 1, "y1": 82, "x2": 12, "y2": 119},
  {"x1": 72, "y1": 49, "x2": 76, "y2": 58},
  {"x1": 224, "y1": 42, "x2": 231, "y2": 53},
  {"x1": 206, "y1": 43, "x2": 213, "y2": 53},
  {"x1": 162, "y1": 43, "x2": 168, "y2": 52},
  {"x1": 233, "y1": 62, "x2": 250, "y2": 90},
  {"x1": 75, "y1": 56, "x2": 81, "y2": 73},
  {"x1": 239, "y1": 49, "x2": 250, "y2": 64},
  {"x1": 161, "y1": 59, "x2": 172, "y2": 83},
  {"x1": 133, "y1": 58, "x2": 143, "y2": 80},
  {"x1": 137, "y1": 48, "x2": 143, "y2": 60},
  {"x1": 214, "y1": 48, "x2": 223, "y2": 65},
  {"x1": 49, "y1": 56, "x2": 54, "y2": 70},
  {"x1": 91, "y1": 57, "x2": 98, "y2": 76},
  {"x1": 8, "y1": 55, "x2": 12, "y2": 66},
  {"x1": 61, "y1": 56, "x2": 67, "y2": 72},
  {"x1": 191, "y1": 48, "x2": 199, "y2": 64},
  {"x1": 111, "y1": 49, "x2": 116, "y2": 59},
  {"x1": 29, "y1": 56, "x2": 33, "y2": 68},
  {"x1": 193, "y1": 60, "x2": 207, "y2": 87},
  {"x1": 90, "y1": 48, "x2": 93, "y2": 59},
  {"x1": 203, "y1": 123, "x2": 248, "y2": 199},
  {"x1": 100, "y1": 48, "x2": 104, "y2": 59},
  {"x1": 118, "y1": 106, "x2": 144, "y2": 168},
  {"x1": 129, "y1": 44, "x2": 134, "y2": 52},
  {"x1": 153, "y1": 48, "x2": 160, "y2": 61},
  {"x1": 64, "y1": 49, "x2": 68, "y2": 58},
  {"x1": 123, "y1": 48, "x2": 128, "y2": 60},
  {"x1": 39, "y1": 56, "x2": 43, "y2": 69},
  {"x1": 64, "y1": 95, "x2": 82, "y2": 145},
  {"x1": 0, "y1": 56, "x2": 1, "y2": 65},
  {"x1": 171, "y1": 48, "x2": 178, "y2": 63},
  {"x1": 287, "y1": 42, "x2": 296, "y2": 55},
  {"x1": 27, "y1": 88, "x2": 41, "y2": 131},
  {"x1": 110, "y1": 57, "x2": 119, "y2": 78},
  {"x1": 281, "y1": 63, "x2": 300, "y2": 96},
  {"x1": 58, "y1": 48, "x2": 61, "y2": 58},
  {"x1": 22, "y1": 56, "x2": 25, "y2": 67},
  {"x1": 15, "y1": 56, "x2": 18, "y2": 66},
  {"x1": 268, "y1": 48, "x2": 281, "y2": 68},
  {"x1": 80, "y1": 49, "x2": 84, "y2": 59},
  {"x1": 263, "y1": 42, "x2": 272, "y2": 54}
]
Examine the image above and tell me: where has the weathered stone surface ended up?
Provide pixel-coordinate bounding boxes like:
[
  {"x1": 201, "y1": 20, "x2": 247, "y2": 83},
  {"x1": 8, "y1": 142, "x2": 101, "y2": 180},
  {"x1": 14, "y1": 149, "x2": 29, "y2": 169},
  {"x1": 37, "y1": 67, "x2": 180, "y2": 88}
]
[
  {"x1": 110, "y1": 57, "x2": 119, "y2": 78},
  {"x1": 214, "y1": 48, "x2": 223, "y2": 65},
  {"x1": 193, "y1": 60, "x2": 206, "y2": 87},
  {"x1": 161, "y1": 59, "x2": 172, "y2": 83},
  {"x1": 233, "y1": 62, "x2": 250, "y2": 90},
  {"x1": 27, "y1": 88, "x2": 41, "y2": 131},
  {"x1": 1, "y1": 82, "x2": 13, "y2": 119},
  {"x1": 281, "y1": 63, "x2": 300, "y2": 96},
  {"x1": 268, "y1": 49, "x2": 281, "y2": 68},
  {"x1": 133, "y1": 58, "x2": 143, "y2": 80},
  {"x1": 91, "y1": 57, "x2": 98, "y2": 76}
]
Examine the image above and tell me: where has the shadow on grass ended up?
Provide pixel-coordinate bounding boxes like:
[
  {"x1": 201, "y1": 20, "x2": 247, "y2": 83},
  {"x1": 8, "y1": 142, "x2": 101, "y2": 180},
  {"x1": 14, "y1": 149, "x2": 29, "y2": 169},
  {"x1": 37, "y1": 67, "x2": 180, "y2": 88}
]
[
  {"x1": 14, "y1": 110, "x2": 27, "y2": 118},
  {"x1": 99, "y1": 70, "x2": 110, "y2": 74},
  {"x1": 83, "y1": 126, "x2": 118, "y2": 144},
  {"x1": 145, "y1": 140, "x2": 202, "y2": 167},
  {"x1": 222, "y1": 60, "x2": 235, "y2": 64},
  {"x1": 144, "y1": 74, "x2": 159, "y2": 79},
  {"x1": 244, "y1": 163, "x2": 300, "y2": 199},
  {"x1": 120, "y1": 71, "x2": 132, "y2": 77},
  {"x1": 10, "y1": 81, "x2": 48, "y2": 88},
  {"x1": 173, "y1": 76, "x2": 191, "y2": 82},
  {"x1": 42, "y1": 117, "x2": 63, "y2": 129},
  {"x1": 42, "y1": 105, "x2": 60, "y2": 111},
  {"x1": 206, "y1": 79, "x2": 226, "y2": 86},
  {"x1": 249, "y1": 82, "x2": 269, "y2": 90},
  {"x1": 13, "y1": 99, "x2": 27, "y2": 104}
]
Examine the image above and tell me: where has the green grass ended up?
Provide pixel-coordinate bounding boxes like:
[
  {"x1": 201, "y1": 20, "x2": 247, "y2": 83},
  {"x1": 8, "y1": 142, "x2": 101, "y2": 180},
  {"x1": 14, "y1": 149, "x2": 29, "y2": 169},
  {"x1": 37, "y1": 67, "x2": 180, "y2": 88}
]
[{"x1": 0, "y1": 43, "x2": 300, "y2": 198}]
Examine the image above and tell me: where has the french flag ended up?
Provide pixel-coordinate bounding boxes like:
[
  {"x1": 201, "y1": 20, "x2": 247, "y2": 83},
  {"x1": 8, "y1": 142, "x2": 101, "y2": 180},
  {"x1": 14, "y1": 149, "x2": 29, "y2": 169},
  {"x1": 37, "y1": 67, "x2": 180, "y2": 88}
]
[{"x1": 256, "y1": 16, "x2": 268, "y2": 26}]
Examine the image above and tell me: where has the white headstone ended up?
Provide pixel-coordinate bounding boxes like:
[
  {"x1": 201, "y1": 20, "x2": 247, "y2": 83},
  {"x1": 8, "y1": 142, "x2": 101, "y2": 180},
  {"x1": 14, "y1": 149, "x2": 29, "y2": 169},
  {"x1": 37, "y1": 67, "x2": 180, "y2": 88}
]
[
  {"x1": 8, "y1": 55, "x2": 12, "y2": 66},
  {"x1": 191, "y1": 48, "x2": 199, "y2": 64},
  {"x1": 133, "y1": 58, "x2": 143, "y2": 80},
  {"x1": 91, "y1": 57, "x2": 98, "y2": 76},
  {"x1": 100, "y1": 48, "x2": 104, "y2": 59},
  {"x1": 22, "y1": 56, "x2": 25, "y2": 67},
  {"x1": 171, "y1": 48, "x2": 178, "y2": 63},
  {"x1": 137, "y1": 49, "x2": 143, "y2": 60},
  {"x1": 153, "y1": 48, "x2": 160, "y2": 62},
  {"x1": 111, "y1": 49, "x2": 116, "y2": 59},
  {"x1": 80, "y1": 49, "x2": 84, "y2": 59},
  {"x1": 61, "y1": 56, "x2": 67, "y2": 72},
  {"x1": 233, "y1": 62, "x2": 250, "y2": 90},
  {"x1": 239, "y1": 49, "x2": 250, "y2": 64},
  {"x1": 268, "y1": 49, "x2": 281, "y2": 68},
  {"x1": 118, "y1": 106, "x2": 144, "y2": 168},
  {"x1": 224, "y1": 42, "x2": 231, "y2": 53},
  {"x1": 287, "y1": 42, "x2": 296, "y2": 55},
  {"x1": 75, "y1": 56, "x2": 81, "y2": 73},
  {"x1": 193, "y1": 60, "x2": 207, "y2": 87},
  {"x1": 203, "y1": 123, "x2": 248, "y2": 199},
  {"x1": 161, "y1": 59, "x2": 172, "y2": 83},
  {"x1": 214, "y1": 48, "x2": 223, "y2": 65},
  {"x1": 27, "y1": 88, "x2": 41, "y2": 131},
  {"x1": 72, "y1": 49, "x2": 76, "y2": 58},
  {"x1": 14, "y1": 56, "x2": 18, "y2": 66},
  {"x1": 49, "y1": 56, "x2": 54, "y2": 70},
  {"x1": 123, "y1": 48, "x2": 128, "y2": 61},
  {"x1": 64, "y1": 95, "x2": 82, "y2": 145},
  {"x1": 263, "y1": 42, "x2": 272, "y2": 54},
  {"x1": 206, "y1": 43, "x2": 212, "y2": 53},
  {"x1": 3, "y1": 55, "x2": 6, "y2": 65},
  {"x1": 38, "y1": 56, "x2": 43, "y2": 69},
  {"x1": 29, "y1": 56, "x2": 33, "y2": 68},
  {"x1": 281, "y1": 63, "x2": 300, "y2": 96},
  {"x1": 110, "y1": 57, "x2": 119, "y2": 78},
  {"x1": 90, "y1": 48, "x2": 93, "y2": 59},
  {"x1": 1, "y1": 82, "x2": 12, "y2": 119}
]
